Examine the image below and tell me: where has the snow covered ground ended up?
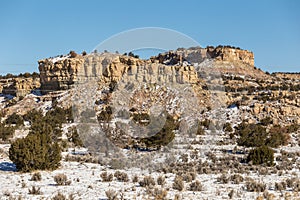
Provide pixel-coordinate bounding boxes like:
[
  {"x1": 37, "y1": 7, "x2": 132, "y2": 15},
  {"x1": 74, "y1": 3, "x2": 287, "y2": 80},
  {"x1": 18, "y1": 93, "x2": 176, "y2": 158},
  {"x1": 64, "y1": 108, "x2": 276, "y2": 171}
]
[
  {"x1": 0, "y1": 104, "x2": 299, "y2": 199},
  {"x1": 1, "y1": 132, "x2": 300, "y2": 200}
]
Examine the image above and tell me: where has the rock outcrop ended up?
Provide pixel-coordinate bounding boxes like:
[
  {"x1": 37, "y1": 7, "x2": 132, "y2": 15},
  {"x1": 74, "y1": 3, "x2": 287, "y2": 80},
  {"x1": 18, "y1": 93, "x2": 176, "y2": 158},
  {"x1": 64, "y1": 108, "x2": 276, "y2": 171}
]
[
  {"x1": 153, "y1": 46, "x2": 254, "y2": 66},
  {"x1": 1, "y1": 77, "x2": 40, "y2": 97},
  {"x1": 206, "y1": 46, "x2": 254, "y2": 66},
  {"x1": 38, "y1": 46, "x2": 259, "y2": 92},
  {"x1": 273, "y1": 72, "x2": 300, "y2": 80},
  {"x1": 38, "y1": 56, "x2": 84, "y2": 92},
  {"x1": 38, "y1": 53, "x2": 199, "y2": 92}
]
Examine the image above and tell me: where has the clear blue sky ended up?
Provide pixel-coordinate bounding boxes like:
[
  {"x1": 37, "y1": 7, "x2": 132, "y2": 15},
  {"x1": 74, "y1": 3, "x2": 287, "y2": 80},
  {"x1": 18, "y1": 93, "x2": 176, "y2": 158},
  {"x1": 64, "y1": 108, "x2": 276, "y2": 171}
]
[{"x1": 0, "y1": 0, "x2": 299, "y2": 74}]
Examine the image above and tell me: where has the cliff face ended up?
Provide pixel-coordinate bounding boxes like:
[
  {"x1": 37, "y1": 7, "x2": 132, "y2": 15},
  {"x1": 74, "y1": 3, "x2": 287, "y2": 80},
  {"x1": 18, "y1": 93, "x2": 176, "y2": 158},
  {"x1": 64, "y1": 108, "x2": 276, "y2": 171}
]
[
  {"x1": 206, "y1": 46, "x2": 254, "y2": 66},
  {"x1": 1, "y1": 77, "x2": 40, "y2": 97},
  {"x1": 38, "y1": 46, "x2": 258, "y2": 92},
  {"x1": 153, "y1": 46, "x2": 254, "y2": 66},
  {"x1": 38, "y1": 53, "x2": 199, "y2": 92},
  {"x1": 38, "y1": 56, "x2": 84, "y2": 92}
]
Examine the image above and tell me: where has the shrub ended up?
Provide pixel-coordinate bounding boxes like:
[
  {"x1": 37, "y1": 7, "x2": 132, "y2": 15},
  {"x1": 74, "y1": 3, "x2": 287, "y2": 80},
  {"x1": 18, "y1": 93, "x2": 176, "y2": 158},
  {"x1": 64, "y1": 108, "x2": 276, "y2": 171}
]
[
  {"x1": 200, "y1": 119, "x2": 210, "y2": 129},
  {"x1": 9, "y1": 125, "x2": 61, "y2": 172},
  {"x1": 174, "y1": 194, "x2": 181, "y2": 200},
  {"x1": 293, "y1": 180, "x2": 300, "y2": 192},
  {"x1": 54, "y1": 174, "x2": 71, "y2": 186},
  {"x1": 31, "y1": 172, "x2": 42, "y2": 181},
  {"x1": 260, "y1": 117, "x2": 272, "y2": 126},
  {"x1": 236, "y1": 123, "x2": 267, "y2": 147},
  {"x1": 173, "y1": 176, "x2": 184, "y2": 191},
  {"x1": 182, "y1": 173, "x2": 194, "y2": 182},
  {"x1": 196, "y1": 123, "x2": 205, "y2": 135},
  {"x1": 139, "y1": 176, "x2": 155, "y2": 187},
  {"x1": 5, "y1": 113, "x2": 23, "y2": 127},
  {"x1": 139, "y1": 114, "x2": 178, "y2": 149},
  {"x1": 266, "y1": 126, "x2": 290, "y2": 148},
  {"x1": 67, "y1": 127, "x2": 83, "y2": 147},
  {"x1": 114, "y1": 171, "x2": 129, "y2": 182},
  {"x1": 28, "y1": 186, "x2": 42, "y2": 195},
  {"x1": 22, "y1": 109, "x2": 43, "y2": 125},
  {"x1": 153, "y1": 188, "x2": 168, "y2": 200},
  {"x1": 228, "y1": 189, "x2": 234, "y2": 199},
  {"x1": 0, "y1": 123, "x2": 15, "y2": 141},
  {"x1": 128, "y1": 52, "x2": 139, "y2": 58},
  {"x1": 100, "y1": 171, "x2": 113, "y2": 182},
  {"x1": 230, "y1": 174, "x2": 244, "y2": 184},
  {"x1": 97, "y1": 106, "x2": 113, "y2": 122},
  {"x1": 286, "y1": 177, "x2": 297, "y2": 188},
  {"x1": 69, "y1": 51, "x2": 77, "y2": 58},
  {"x1": 157, "y1": 175, "x2": 166, "y2": 186},
  {"x1": 275, "y1": 181, "x2": 286, "y2": 191},
  {"x1": 132, "y1": 175, "x2": 139, "y2": 183},
  {"x1": 247, "y1": 146, "x2": 274, "y2": 166},
  {"x1": 223, "y1": 122, "x2": 233, "y2": 132},
  {"x1": 52, "y1": 192, "x2": 66, "y2": 200},
  {"x1": 287, "y1": 123, "x2": 299, "y2": 133},
  {"x1": 189, "y1": 180, "x2": 202, "y2": 191},
  {"x1": 105, "y1": 189, "x2": 118, "y2": 200},
  {"x1": 217, "y1": 174, "x2": 229, "y2": 184},
  {"x1": 245, "y1": 180, "x2": 266, "y2": 192}
]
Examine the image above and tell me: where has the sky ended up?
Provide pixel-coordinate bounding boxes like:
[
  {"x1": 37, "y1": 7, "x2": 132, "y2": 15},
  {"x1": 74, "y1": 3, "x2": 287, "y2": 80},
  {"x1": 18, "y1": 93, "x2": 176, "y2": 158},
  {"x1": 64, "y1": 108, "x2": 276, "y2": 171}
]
[{"x1": 0, "y1": 0, "x2": 299, "y2": 74}]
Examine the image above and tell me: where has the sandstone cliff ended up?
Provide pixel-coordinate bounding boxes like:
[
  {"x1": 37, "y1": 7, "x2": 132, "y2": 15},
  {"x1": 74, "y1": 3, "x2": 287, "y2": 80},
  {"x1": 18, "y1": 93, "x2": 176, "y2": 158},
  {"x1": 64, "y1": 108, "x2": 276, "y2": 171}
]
[
  {"x1": 38, "y1": 53, "x2": 199, "y2": 92},
  {"x1": 38, "y1": 46, "x2": 264, "y2": 92},
  {"x1": 154, "y1": 46, "x2": 254, "y2": 66},
  {"x1": 152, "y1": 46, "x2": 268, "y2": 79},
  {"x1": 1, "y1": 77, "x2": 40, "y2": 97}
]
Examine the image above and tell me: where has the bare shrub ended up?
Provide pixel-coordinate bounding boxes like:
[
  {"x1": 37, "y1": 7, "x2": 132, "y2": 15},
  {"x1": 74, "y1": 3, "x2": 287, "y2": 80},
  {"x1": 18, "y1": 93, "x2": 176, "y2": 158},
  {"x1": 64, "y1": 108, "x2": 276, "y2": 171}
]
[
  {"x1": 217, "y1": 174, "x2": 229, "y2": 184},
  {"x1": 105, "y1": 189, "x2": 118, "y2": 200},
  {"x1": 258, "y1": 167, "x2": 269, "y2": 175},
  {"x1": 174, "y1": 194, "x2": 181, "y2": 200},
  {"x1": 245, "y1": 180, "x2": 266, "y2": 192},
  {"x1": 275, "y1": 181, "x2": 287, "y2": 191},
  {"x1": 31, "y1": 172, "x2": 42, "y2": 181},
  {"x1": 173, "y1": 176, "x2": 184, "y2": 191},
  {"x1": 286, "y1": 177, "x2": 297, "y2": 188},
  {"x1": 101, "y1": 171, "x2": 113, "y2": 182},
  {"x1": 54, "y1": 174, "x2": 71, "y2": 186},
  {"x1": 182, "y1": 172, "x2": 195, "y2": 182},
  {"x1": 189, "y1": 180, "x2": 202, "y2": 191},
  {"x1": 132, "y1": 175, "x2": 139, "y2": 183},
  {"x1": 157, "y1": 175, "x2": 166, "y2": 186},
  {"x1": 114, "y1": 171, "x2": 129, "y2": 182},
  {"x1": 293, "y1": 180, "x2": 300, "y2": 192},
  {"x1": 230, "y1": 174, "x2": 244, "y2": 184},
  {"x1": 28, "y1": 186, "x2": 42, "y2": 195},
  {"x1": 228, "y1": 189, "x2": 234, "y2": 199},
  {"x1": 139, "y1": 176, "x2": 155, "y2": 187},
  {"x1": 52, "y1": 192, "x2": 66, "y2": 200},
  {"x1": 153, "y1": 188, "x2": 168, "y2": 200}
]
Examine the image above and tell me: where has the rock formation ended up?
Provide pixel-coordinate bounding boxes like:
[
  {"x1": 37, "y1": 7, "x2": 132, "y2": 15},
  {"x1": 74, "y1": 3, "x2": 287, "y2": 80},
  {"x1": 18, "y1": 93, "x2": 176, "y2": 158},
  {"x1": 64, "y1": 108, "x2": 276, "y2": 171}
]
[
  {"x1": 38, "y1": 53, "x2": 199, "y2": 92},
  {"x1": 38, "y1": 46, "x2": 259, "y2": 92},
  {"x1": 1, "y1": 77, "x2": 40, "y2": 97}
]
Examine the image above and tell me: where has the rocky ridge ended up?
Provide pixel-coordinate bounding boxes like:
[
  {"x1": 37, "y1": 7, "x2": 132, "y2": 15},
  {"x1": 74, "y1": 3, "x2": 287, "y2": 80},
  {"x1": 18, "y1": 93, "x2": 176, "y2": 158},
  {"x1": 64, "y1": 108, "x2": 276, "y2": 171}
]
[
  {"x1": 38, "y1": 46, "x2": 261, "y2": 92},
  {"x1": 0, "y1": 77, "x2": 40, "y2": 97}
]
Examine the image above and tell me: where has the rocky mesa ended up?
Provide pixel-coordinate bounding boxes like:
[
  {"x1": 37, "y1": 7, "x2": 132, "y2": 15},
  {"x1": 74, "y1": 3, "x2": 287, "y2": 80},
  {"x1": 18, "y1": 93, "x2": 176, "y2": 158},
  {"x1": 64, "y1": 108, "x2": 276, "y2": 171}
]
[{"x1": 38, "y1": 46, "x2": 260, "y2": 92}]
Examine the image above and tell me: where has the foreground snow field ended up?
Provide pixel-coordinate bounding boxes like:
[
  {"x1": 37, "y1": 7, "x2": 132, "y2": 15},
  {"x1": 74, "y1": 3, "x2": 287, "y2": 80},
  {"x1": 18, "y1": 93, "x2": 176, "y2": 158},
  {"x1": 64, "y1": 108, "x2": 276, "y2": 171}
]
[{"x1": 1, "y1": 130, "x2": 300, "y2": 200}]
